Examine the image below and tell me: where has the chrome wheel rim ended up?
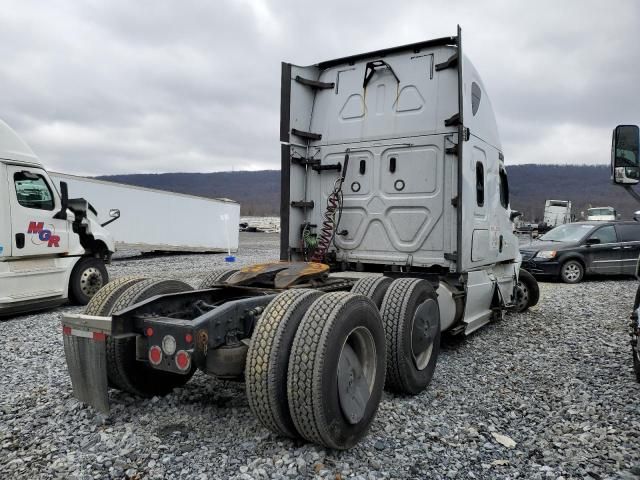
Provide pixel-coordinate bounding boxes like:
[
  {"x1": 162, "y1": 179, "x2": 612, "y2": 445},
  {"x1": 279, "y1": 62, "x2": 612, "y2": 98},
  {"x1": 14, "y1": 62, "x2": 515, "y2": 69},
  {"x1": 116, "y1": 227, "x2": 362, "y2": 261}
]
[
  {"x1": 337, "y1": 327, "x2": 377, "y2": 425},
  {"x1": 563, "y1": 263, "x2": 581, "y2": 282},
  {"x1": 80, "y1": 267, "x2": 104, "y2": 296},
  {"x1": 411, "y1": 299, "x2": 438, "y2": 371}
]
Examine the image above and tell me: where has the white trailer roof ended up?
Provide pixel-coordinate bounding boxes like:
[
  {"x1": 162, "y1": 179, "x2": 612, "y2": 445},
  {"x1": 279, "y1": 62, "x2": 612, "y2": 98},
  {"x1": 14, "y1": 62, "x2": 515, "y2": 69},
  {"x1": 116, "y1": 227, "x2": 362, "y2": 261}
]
[{"x1": 51, "y1": 171, "x2": 239, "y2": 206}]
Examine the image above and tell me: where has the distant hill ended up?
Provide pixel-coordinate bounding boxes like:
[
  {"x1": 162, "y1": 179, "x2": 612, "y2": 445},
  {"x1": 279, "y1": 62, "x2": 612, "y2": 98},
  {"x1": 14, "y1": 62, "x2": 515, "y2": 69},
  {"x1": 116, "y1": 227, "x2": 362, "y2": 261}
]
[
  {"x1": 98, "y1": 164, "x2": 638, "y2": 220},
  {"x1": 507, "y1": 165, "x2": 636, "y2": 221}
]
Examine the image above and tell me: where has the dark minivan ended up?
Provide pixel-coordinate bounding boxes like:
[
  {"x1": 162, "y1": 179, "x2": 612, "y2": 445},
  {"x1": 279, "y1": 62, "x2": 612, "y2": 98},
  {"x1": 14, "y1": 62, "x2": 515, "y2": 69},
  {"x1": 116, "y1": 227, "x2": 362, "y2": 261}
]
[{"x1": 520, "y1": 221, "x2": 640, "y2": 283}]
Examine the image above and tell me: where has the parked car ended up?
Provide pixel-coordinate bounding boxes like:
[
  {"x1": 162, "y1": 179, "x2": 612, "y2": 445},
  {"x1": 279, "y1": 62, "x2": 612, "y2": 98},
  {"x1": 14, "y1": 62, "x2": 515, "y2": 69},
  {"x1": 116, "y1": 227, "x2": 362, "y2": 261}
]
[{"x1": 520, "y1": 221, "x2": 640, "y2": 283}]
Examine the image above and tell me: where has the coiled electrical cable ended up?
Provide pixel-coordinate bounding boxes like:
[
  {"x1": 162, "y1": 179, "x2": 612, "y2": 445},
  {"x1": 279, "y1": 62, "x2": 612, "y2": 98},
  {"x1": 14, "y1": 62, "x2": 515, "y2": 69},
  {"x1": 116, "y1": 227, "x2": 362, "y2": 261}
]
[{"x1": 311, "y1": 153, "x2": 349, "y2": 262}]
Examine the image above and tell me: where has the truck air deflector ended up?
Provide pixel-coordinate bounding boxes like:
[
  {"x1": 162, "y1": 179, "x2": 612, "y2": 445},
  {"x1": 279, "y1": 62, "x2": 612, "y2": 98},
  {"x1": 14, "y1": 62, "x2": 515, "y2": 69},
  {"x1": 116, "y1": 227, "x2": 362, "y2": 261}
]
[
  {"x1": 280, "y1": 144, "x2": 291, "y2": 260},
  {"x1": 455, "y1": 25, "x2": 464, "y2": 272},
  {"x1": 315, "y1": 36, "x2": 456, "y2": 70},
  {"x1": 280, "y1": 63, "x2": 292, "y2": 143}
]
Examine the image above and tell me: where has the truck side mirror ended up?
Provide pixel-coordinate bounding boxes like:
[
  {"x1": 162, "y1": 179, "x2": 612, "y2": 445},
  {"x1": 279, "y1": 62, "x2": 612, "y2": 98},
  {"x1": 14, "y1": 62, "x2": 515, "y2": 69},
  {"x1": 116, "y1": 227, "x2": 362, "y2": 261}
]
[
  {"x1": 101, "y1": 208, "x2": 121, "y2": 227},
  {"x1": 612, "y1": 125, "x2": 640, "y2": 185},
  {"x1": 509, "y1": 210, "x2": 522, "y2": 221},
  {"x1": 634, "y1": 211, "x2": 640, "y2": 222},
  {"x1": 53, "y1": 181, "x2": 69, "y2": 220}
]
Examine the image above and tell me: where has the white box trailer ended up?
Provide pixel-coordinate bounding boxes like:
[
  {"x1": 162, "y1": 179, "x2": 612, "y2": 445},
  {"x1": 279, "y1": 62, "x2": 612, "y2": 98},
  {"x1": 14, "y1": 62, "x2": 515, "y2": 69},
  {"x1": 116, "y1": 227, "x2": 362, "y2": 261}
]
[{"x1": 50, "y1": 172, "x2": 240, "y2": 253}]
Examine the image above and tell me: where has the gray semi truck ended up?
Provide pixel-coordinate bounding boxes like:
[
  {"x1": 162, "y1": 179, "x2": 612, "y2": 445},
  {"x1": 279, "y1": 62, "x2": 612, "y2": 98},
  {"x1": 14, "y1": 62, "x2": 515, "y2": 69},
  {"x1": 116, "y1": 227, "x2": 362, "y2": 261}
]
[{"x1": 61, "y1": 27, "x2": 539, "y2": 449}]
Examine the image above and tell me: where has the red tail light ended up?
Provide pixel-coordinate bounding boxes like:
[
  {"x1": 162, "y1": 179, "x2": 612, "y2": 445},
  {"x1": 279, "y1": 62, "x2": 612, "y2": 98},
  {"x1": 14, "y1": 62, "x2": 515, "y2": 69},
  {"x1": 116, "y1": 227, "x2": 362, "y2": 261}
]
[
  {"x1": 175, "y1": 350, "x2": 191, "y2": 371},
  {"x1": 185, "y1": 333, "x2": 193, "y2": 344},
  {"x1": 145, "y1": 327, "x2": 154, "y2": 337},
  {"x1": 149, "y1": 345, "x2": 162, "y2": 366}
]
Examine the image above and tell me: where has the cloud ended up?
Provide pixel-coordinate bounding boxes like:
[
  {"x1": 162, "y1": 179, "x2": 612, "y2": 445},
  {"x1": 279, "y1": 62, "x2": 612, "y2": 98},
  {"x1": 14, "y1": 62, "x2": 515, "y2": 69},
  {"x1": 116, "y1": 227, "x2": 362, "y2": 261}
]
[{"x1": 0, "y1": 0, "x2": 637, "y2": 174}]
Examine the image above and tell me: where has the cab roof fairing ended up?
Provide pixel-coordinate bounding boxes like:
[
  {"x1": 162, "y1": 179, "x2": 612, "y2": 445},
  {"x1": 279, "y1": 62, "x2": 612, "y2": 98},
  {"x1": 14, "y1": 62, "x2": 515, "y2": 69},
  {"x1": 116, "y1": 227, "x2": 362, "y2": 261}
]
[
  {"x1": 282, "y1": 32, "x2": 503, "y2": 157},
  {"x1": 0, "y1": 118, "x2": 41, "y2": 166}
]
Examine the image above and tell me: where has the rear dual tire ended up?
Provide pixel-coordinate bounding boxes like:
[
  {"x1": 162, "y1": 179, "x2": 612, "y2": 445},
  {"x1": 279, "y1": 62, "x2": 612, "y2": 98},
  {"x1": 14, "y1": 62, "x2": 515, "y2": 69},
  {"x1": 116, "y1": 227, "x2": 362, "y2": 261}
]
[
  {"x1": 350, "y1": 276, "x2": 393, "y2": 308},
  {"x1": 245, "y1": 289, "x2": 323, "y2": 438},
  {"x1": 380, "y1": 278, "x2": 441, "y2": 395},
  {"x1": 198, "y1": 268, "x2": 239, "y2": 288},
  {"x1": 353, "y1": 276, "x2": 442, "y2": 395},
  {"x1": 246, "y1": 291, "x2": 386, "y2": 450},
  {"x1": 84, "y1": 278, "x2": 196, "y2": 397},
  {"x1": 287, "y1": 292, "x2": 386, "y2": 450}
]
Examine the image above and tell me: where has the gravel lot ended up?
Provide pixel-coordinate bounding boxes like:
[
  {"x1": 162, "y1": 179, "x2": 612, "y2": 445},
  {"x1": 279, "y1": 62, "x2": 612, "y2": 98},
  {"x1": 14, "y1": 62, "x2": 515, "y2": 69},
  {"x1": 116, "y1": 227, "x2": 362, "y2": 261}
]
[{"x1": 1, "y1": 232, "x2": 640, "y2": 479}]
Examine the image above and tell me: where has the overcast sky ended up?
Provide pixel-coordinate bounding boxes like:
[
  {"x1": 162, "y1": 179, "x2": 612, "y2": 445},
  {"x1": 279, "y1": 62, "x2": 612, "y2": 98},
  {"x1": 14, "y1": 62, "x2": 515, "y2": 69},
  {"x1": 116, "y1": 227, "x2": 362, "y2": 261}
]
[{"x1": 0, "y1": 0, "x2": 638, "y2": 175}]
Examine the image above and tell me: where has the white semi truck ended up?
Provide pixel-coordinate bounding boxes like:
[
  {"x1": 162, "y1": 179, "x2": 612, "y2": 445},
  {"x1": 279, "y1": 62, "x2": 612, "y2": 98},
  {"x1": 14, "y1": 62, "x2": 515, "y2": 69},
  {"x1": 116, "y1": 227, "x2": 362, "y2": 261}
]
[
  {"x1": 0, "y1": 120, "x2": 116, "y2": 316},
  {"x1": 586, "y1": 206, "x2": 617, "y2": 221},
  {"x1": 543, "y1": 199, "x2": 572, "y2": 227},
  {"x1": 61, "y1": 28, "x2": 539, "y2": 449}
]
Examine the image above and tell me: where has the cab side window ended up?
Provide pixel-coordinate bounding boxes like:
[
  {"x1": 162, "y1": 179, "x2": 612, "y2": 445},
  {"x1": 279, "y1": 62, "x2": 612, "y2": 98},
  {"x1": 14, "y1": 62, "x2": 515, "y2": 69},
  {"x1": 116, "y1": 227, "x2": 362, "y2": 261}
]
[
  {"x1": 475, "y1": 161, "x2": 484, "y2": 207},
  {"x1": 499, "y1": 167, "x2": 509, "y2": 209},
  {"x1": 14, "y1": 171, "x2": 55, "y2": 211},
  {"x1": 589, "y1": 225, "x2": 617, "y2": 244}
]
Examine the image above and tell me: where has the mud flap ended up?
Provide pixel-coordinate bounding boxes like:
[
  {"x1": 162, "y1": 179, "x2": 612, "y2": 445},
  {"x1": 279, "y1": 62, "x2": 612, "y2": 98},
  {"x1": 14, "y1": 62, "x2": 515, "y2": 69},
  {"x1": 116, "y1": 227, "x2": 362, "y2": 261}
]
[{"x1": 61, "y1": 314, "x2": 113, "y2": 414}]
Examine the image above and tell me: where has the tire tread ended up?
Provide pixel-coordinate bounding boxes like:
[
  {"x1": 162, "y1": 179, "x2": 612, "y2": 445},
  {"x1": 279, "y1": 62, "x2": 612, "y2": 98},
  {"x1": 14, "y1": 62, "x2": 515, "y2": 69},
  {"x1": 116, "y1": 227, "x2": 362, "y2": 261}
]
[
  {"x1": 288, "y1": 292, "x2": 353, "y2": 446},
  {"x1": 198, "y1": 268, "x2": 238, "y2": 288},
  {"x1": 246, "y1": 289, "x2": 321, "y2": 438}
]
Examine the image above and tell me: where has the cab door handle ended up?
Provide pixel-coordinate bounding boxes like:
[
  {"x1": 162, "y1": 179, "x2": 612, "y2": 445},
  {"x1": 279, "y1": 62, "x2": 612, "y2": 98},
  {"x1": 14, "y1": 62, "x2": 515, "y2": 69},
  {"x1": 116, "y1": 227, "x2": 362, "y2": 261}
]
[
  {"x1": 15, "y1": 233, "x2": 25, "y2": 249},
  {"x1": 623, "y1": 246, "x2": 633, "y2": 249}
]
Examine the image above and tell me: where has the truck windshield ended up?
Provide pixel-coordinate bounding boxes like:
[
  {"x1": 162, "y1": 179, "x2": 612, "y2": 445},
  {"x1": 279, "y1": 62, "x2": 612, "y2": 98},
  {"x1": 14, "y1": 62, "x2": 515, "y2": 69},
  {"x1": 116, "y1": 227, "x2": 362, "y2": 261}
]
[
  {"x1": 588, "y1": 208, "x2": 614, "y2": 216},
  {"x1": 539, "y1": 224, "x2": 595, "y2": 242}
]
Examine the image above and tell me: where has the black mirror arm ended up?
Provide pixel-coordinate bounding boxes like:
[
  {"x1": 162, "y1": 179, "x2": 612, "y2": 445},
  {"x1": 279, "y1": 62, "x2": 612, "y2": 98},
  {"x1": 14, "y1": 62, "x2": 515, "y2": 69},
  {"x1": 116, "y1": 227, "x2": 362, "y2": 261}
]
[
  {"x1": 101, "y1": 211, "x2": 121, "y2": 227},
  {"x1": 53, "y1": 181, "x2": 68, "y2": 220},
  {"x1": 624, "y1": 185, "x2": 640, "y2": 204}
]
